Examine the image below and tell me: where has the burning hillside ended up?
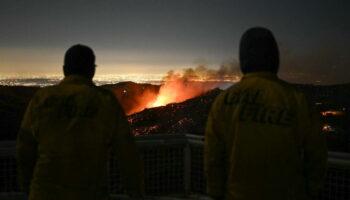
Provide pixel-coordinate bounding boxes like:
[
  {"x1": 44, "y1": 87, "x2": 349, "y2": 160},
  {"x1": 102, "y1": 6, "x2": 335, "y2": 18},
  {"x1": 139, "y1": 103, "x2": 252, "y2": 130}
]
[
  {"x1": 108, "y1": 62, "x2": 240, "y2": 115},
  {"x1": 128, "y1": 88, "x2": 222, "y2": 136},
  {"x1": 107, "y1": 63, "x2": 239, "y2": 135},
  {"x1": 103, "y1": 82, "x2": 160, "y2": 114},
  {"x1": 0, "y1": 82, "x2": 349, "y2": 140}
]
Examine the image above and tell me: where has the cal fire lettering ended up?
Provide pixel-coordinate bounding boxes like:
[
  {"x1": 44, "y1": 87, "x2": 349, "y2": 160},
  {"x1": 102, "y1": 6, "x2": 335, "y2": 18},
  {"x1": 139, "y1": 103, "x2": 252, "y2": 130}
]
[
  {"x1": 224, "y1": 89, "x2": 295, "y2": 126},
  {"x1": 43, "y1": 96, "x2": 98, "y2": 118},
  {"x1": 224, "y1": 89, "x2": 260, "y2": 105}
]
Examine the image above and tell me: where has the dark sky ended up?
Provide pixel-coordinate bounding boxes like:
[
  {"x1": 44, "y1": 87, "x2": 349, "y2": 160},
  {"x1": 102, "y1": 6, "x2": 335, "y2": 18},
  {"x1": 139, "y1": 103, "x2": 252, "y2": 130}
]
[{"x1": 0, "y1": 0, "x2": 349, "y2": 84}]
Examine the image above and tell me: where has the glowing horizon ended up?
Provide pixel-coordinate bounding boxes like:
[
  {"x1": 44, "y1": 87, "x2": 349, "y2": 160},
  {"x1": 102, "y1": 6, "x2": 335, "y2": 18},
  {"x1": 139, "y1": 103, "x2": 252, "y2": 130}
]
[{"x1": 0, "y1": 1, "x2": 348, "y2": 85}]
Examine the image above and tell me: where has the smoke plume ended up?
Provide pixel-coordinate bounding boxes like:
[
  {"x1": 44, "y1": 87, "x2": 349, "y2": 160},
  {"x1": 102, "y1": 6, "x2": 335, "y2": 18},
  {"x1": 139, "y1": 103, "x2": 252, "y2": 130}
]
[{"x1": 147, "y1": 60, "x2": 240, "y2": 108}]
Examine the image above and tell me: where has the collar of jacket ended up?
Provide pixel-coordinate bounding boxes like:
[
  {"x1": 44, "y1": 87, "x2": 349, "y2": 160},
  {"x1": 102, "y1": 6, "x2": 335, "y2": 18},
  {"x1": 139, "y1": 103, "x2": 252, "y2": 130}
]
[
  {"x1": 241, "y1": 72, "x2": 278, "y2": 81},
  {"x1": 60, "y1": 75, "x2": 95, "y2": 86}
]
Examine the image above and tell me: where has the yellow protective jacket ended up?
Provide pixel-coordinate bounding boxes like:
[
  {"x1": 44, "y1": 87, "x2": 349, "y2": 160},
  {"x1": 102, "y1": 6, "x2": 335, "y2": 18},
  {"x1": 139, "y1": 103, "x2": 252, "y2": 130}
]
[
  {"x1": 205, "y1": 72, "x2": 327, "y2": 200},
  {"x1": 16, "y1": 75, "x2": 143, "y2": 200}
]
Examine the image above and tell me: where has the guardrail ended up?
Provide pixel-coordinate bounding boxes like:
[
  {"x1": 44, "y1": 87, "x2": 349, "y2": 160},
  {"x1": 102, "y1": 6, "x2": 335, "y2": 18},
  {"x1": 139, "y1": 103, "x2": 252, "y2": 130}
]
[{"x1": 1, "y1": 134, "x2": 350, "y2": 200}]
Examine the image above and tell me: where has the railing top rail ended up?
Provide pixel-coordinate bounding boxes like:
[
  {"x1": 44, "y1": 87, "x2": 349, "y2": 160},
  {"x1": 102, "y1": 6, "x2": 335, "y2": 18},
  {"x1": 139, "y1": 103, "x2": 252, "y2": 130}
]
[
  {"x1": 328, "y1": 151, "x2": 350, "y2": 159},
  {"x1": 2, "y1": 135, "x2": 350, "y2": 167},
  {"x1": 0, "y1": 134, "x2": 202, "y2": 146}
]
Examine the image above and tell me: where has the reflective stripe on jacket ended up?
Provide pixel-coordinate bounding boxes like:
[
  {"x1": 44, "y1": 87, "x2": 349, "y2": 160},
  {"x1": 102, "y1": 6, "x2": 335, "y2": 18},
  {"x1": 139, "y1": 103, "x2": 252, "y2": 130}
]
[
  {"x1": 205, "y1": 72, "x2": 327, "y2": 200},
  {"x1": 16, "y1": 75, "x2": 144, "y2": 200}
]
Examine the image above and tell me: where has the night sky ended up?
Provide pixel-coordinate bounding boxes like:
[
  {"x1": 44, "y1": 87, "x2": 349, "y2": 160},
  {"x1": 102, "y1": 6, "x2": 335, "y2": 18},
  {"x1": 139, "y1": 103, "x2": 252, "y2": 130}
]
[{"x1": 0, "y1": 0, "x2": 349, "y2": 84}]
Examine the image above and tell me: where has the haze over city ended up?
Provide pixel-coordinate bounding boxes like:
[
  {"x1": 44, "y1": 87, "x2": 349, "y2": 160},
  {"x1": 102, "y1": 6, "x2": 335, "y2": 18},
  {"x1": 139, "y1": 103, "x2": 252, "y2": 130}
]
[{"x1": 0, "y1": 0, "x2": 349, "y2": 84}]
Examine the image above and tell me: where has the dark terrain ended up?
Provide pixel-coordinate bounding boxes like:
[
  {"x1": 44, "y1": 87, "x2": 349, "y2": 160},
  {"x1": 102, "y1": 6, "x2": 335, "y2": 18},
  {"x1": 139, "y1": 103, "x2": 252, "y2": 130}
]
[
  {"x1": 128, "y1": 88, "x2": 221, "y2": 136},
  {"x1": 1, "y1": 82, "x2": 349, "y2": 152}
]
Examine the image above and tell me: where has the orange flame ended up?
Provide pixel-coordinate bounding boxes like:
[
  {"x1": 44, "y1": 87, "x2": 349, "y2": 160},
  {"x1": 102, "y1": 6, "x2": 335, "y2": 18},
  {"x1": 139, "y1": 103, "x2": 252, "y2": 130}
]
[
  {"x1": 146, "y1": 73, "x2": 221, "y2": 108},
  {"x1": 151, "y1": 95, "x2": 169, "y2": 107},
  {"x1": 148, "y1": 81, "x2": 190, "y2": 107}
]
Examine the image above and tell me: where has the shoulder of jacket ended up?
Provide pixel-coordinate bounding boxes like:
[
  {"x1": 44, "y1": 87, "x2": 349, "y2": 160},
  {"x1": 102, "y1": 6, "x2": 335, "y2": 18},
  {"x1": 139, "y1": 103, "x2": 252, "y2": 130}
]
[
  {"x1": 94, "y1": 86, "x2": 123, "y2": 105},
  {"x1": 285, "y1": 83, "x2": 309, "y2": 98},
  {"x1": 273, "y1": 78, "x2": 307, "y2": 96},
  {"x1": 212, "y1": 83, "x2": 239, "y2": 106},
  {"x1": 93, "y1": 86, "x2": 114, "y2": 96},
  {"x1": 223, "y1": 82, "x2": 242, "y2": 95},
  {"x1": 282, "y1": 83, "x2": 317, "y2": 114},
  {"x1": 280, "y1": 79, "x2": 297, "y2": 89},
  {"x1": 31, "y1": 85, "x2": 59, "y2": 99}
]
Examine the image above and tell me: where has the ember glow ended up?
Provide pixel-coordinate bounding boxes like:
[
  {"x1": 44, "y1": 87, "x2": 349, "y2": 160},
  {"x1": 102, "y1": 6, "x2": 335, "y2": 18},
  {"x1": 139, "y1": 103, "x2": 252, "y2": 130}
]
[
  {"x1": 321, "y1": 110, "x2": 345, "y2": 116},
  {"x1": 147, "y1": 75, "x2": 219, "y2": 107}
]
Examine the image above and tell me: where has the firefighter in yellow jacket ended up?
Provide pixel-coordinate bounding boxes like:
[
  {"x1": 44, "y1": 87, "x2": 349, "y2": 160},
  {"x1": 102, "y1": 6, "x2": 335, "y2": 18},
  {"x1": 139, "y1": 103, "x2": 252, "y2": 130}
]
[
  {"x1": 16, "y1": 45, "x2": 144, "y2": 200},
  {"x1": 205, "y1": 27, "x2": 327, "y2": 200}
]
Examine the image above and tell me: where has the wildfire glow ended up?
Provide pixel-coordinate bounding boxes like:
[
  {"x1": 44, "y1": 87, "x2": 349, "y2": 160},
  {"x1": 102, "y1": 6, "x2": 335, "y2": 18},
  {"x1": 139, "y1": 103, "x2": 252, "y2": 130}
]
[
  {"x1": 121, "y1": 64, "x2": 239, "y2": 114},
  {"x1": 148, "y1": 81, "x2": 195, "y2": 107},
  {"x1": 151, "y1": 95, "x2": 169, "y2": 107},
  {"x1": 146, "y1": 74, "x2": 221, "y2": 108}
]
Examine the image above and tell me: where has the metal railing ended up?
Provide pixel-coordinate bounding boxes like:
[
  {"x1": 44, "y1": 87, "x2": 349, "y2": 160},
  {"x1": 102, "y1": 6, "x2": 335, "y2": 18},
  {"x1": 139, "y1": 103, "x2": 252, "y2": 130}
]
[{"x1": 1, "y1": 134, "x2": 350, "y2": 200}]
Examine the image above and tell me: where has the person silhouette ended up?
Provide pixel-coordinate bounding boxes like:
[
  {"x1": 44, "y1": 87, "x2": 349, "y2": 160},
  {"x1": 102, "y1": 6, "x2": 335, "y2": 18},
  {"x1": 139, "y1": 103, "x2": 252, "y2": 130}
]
[
  {"x1": 205, "y1": 27, "x2": 327, "y2": 200},
  {"x1": 16, "y1": 44, "x2": 144, "y2": 200}
]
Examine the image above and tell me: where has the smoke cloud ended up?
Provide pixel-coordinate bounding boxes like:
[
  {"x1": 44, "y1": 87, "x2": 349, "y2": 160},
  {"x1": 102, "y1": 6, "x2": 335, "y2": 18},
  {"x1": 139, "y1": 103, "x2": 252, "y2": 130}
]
[
  {"x1": 147, "y1": 60, "x2": 240, "y2": 108},
  {"x1": 166, "y1": 60, "x2": 241, "y2": 82}
]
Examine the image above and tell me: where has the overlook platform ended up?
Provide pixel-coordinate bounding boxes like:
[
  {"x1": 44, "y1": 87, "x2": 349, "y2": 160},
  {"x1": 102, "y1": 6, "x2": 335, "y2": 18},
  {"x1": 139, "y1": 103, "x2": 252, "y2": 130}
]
[{"x1": 1, "y1": 134, "x2": 350, "y2": 200}]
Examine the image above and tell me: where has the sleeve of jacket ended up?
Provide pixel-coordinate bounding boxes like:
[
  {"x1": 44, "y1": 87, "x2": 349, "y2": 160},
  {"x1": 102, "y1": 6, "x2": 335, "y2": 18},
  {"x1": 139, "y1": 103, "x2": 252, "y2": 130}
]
[
  {"x1": 204, "y1": 95, "x2": 226, "y2": 198},
  {"x1": 16, "y1": 94, "x2": 39, "y2": 194},
  {"x1": 300, "y1": 95, "x2": 327, "y2": 197},
  {"x1": 110, "y1": 98, "x2": 144, "y2": 197}
]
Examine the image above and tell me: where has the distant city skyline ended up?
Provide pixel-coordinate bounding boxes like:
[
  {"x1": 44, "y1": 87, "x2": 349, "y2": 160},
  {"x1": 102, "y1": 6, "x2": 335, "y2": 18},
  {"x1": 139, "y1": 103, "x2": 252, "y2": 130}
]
[{"x1": 0, "y1": 0, "x2": 349, "y2": 84}]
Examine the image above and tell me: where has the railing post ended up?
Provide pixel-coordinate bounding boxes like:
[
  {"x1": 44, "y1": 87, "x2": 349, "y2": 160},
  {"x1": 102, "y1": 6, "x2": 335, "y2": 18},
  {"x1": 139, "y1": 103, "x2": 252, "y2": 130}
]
[{"x1": 184, "y1": 142, "x2": 191, "y2": 194}]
